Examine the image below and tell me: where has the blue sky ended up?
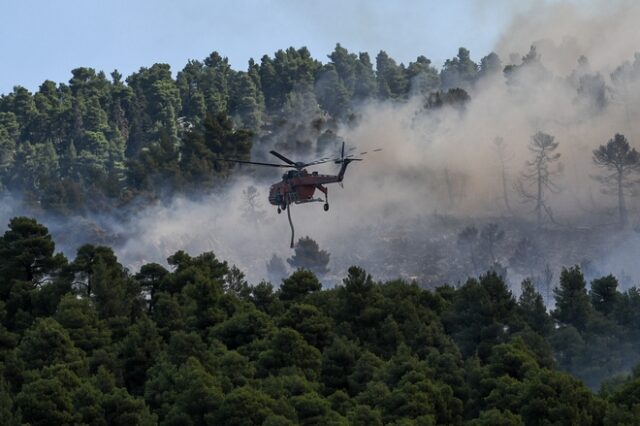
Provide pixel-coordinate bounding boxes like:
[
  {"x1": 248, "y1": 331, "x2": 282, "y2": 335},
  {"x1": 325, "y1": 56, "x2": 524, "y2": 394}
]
[{"x1": 0, "y1": 0, "x2": 526, "y2": 94}]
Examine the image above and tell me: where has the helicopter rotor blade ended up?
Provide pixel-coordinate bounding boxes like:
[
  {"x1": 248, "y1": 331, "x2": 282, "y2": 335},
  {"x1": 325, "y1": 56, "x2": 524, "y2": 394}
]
[
  {"x1": 305, "y1": 153, "x2": 368, "y2": 167},
  {"x1": 218, "y1": 159, "x2": 294, "y2": 168},
  {"x1": 255, "y1": 146, "x2": 383, "y2": 169},
  {"x1": 357, "y1": 148, "x2": 383, "y2": 155},
  {"x1": 269, "y1": 150, "x2": 297, "y2": 166},
  {"x1": 302, "y1": 159, "x2": 337, "y2": 167},
  {"x1": 302, "y1": 157, "x2": 353, "y2": 167},
  {"x1": 298, "y1": 153, "x2": 340, "y2": 167}
]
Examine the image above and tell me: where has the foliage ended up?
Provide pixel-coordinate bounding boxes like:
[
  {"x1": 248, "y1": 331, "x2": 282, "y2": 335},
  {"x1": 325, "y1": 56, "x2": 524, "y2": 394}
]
[
  {"x1": 0, "y1": 42, "x2": 630, "y2": 234},
  {"x1": 0, "y1": 44, "x2": 472, "y2": 214},
  {"x1": 592, "y1": 133, "x2": 640, "y2": 226},
  {"x1": 0, "y1": 217, "x2": 634, "y2": 423},
  {"x1": 287, "y1": 237, "x2": 330, "y2": 278}
]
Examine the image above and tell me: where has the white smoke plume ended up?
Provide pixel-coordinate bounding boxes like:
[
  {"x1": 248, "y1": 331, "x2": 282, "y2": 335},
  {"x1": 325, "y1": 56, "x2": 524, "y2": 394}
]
[
  {"x1": 7, "y1": 1, "x2": 640, "y2": 290},
  {"x1": 113, "y1": 1, "x2": 640, "y2": 287}
]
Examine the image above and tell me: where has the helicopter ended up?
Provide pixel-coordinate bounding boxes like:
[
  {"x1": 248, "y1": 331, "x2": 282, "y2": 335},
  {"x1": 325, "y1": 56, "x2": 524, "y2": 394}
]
[{"x1": 222, "y1": 142, "x2": 381, "y2": 247}]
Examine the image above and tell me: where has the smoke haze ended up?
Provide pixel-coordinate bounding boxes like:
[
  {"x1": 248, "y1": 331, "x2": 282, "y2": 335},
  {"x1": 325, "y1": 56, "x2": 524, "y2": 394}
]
[
  {"x1": 5, "y1": 0, "x2": 640, "y2": 291},
  {"x1": 495, "y1": 0, "x2": 640, "y2": 74}
]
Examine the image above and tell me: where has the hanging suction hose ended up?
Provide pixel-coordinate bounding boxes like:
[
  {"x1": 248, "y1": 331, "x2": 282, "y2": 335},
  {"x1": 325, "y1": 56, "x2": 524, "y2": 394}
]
[{"x1": 287, "y1": 203, "x2": 295, "y2": 248}]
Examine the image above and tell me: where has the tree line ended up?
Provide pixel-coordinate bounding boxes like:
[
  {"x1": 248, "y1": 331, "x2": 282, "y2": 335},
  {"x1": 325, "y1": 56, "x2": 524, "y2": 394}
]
[
  {"x1": 501, "y1": 130, "x2": 640, "y2": 228},
  {"x1": 0, "y1": 216, "x2": 639, "y2": 424},
  {"x1": 2, "y1": 43, "x2": 638, "y2": 225},
  {"x1": 0, "y1": 45, "x2": 480, "y2": 214}
]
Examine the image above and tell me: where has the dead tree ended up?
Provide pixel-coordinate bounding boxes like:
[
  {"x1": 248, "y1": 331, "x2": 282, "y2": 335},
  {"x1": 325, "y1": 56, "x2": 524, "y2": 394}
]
[
  {"x1": 516, "y1": 131, "x2": 562, "y2": 227},
  {"x1": 242, "y1": 185, "x2": 266, "y2": 226},
  {"x1": 494, "y1": 136, "x2": 514, "y2": 213}
]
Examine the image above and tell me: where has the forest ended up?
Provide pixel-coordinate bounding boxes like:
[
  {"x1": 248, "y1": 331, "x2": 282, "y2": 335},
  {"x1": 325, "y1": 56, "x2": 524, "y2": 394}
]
[
  {"x1": 3, "y1": 40, "x2": 640, "y2": 423},
  {"x1": 0, "y1": 216, "x2": 639, "y2": 425},
  {"x1": 0, "y1": 44, "x2": 476, "y2": 214},
  {"x1": 3, "y1": 42, "x2": 640, "y2": 283}
]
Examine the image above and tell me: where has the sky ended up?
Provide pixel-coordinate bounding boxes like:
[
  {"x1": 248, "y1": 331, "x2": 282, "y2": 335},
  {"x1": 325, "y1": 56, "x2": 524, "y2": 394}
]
[{"x1": 0, "y1": 0, "x2": 535, "y2": 95}]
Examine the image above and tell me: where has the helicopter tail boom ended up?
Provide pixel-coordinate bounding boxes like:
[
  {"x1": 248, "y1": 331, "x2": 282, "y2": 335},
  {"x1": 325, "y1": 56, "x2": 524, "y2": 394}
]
[{"x1": 336, "y1": 157, "x2": 361, "y2": 182}]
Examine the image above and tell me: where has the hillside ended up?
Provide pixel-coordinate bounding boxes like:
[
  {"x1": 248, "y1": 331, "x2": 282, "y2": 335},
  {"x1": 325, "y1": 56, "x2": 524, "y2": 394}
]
[{"x1": 0, "y1": 217, "x2": 639, "y2": 424}]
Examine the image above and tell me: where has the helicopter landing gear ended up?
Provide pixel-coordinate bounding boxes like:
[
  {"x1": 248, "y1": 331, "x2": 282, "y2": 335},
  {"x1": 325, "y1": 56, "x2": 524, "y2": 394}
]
[{"x1": 318, "y1": 184, "x2": 329, "y2": 212}]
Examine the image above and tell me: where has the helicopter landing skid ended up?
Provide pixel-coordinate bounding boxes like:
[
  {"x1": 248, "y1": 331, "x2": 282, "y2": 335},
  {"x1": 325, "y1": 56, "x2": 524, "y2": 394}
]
[{"x1": 296, "y1": 197, "x2": 329, "y2": 211}]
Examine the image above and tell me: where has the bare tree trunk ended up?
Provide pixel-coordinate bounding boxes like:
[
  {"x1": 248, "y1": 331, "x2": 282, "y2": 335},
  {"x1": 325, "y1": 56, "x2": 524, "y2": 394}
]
[
  {"x1": 618, "y1": 170, "x2": 627, "y2": 227},
  {"x1": 497, "y1": 153, "x2": 513, "y2": 214},
  {"x1": 537, "y1": 165, "x2": 543, "y2": 227},
  {"x1": 501, "y1": 164, "x2": 511, "y2": 213},
  {"x1": 494, "y1": 137, "x2": 513, "y2": 214}
]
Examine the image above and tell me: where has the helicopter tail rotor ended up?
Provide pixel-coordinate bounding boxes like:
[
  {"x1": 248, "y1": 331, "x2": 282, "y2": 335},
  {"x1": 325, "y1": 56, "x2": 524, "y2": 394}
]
[{"x1": 333, "y1": 141, "x2": 382, "y2": 165}]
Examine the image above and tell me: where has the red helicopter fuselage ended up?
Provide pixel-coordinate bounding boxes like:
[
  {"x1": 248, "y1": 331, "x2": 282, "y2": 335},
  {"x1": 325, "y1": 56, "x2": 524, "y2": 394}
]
[
  {"x1": 220, "y1": 143, "x2": 377, "y2": 246},
  {"x1": 268, "y1": 160, "x2": 352, "y2": 210}
]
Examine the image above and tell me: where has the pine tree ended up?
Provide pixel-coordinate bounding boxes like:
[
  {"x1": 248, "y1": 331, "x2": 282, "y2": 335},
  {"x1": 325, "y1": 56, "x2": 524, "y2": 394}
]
[
  {"x1": 592, "y1": 133, "x2": 640, "y2": 227},
  {"x1": 552, "y1": 266, "x2": 592, "y2": 332},
  {"x1": 287, "y1": 237, "x2": 330, "y2": 278},
  {"x1": 266, "y1": 254, "x2": 288, "y2": 284}
]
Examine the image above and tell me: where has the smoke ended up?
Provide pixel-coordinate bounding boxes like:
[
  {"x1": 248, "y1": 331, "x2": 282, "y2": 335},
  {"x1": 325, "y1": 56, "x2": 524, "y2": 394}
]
[
  {"x1": 494, "y1": 0, "x2": 640, "y2": 75},
  {"x1": 4, "y1": 1, "x2": 640, "y2": 291},
  {"x1": 114, "y1": 1, "x2": 640, "y2": 287}
]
